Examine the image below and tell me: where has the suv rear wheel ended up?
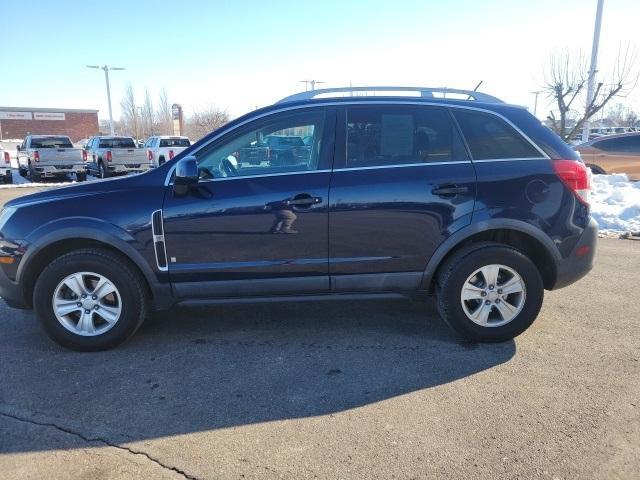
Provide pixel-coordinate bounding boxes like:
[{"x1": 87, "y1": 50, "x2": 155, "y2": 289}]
[
  {"x1": 436, "y1": 243, "x2": 544, "y2": 342},
  {"x1": 33, "y1": 248, "x2": 147, "y2": 351}
]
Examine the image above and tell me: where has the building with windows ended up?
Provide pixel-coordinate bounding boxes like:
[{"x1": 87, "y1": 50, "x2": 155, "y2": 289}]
[{"x1": 0, "y1": 107, "x2": 99, "y2": 142}]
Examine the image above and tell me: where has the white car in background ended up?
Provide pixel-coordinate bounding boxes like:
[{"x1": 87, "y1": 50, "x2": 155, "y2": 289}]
[
  {"x1": 0, "y1": 146, "x2": 12, "y2": 184},
  {"x1": 144, "y1": 136, "x2": 191, "y2": 167}
]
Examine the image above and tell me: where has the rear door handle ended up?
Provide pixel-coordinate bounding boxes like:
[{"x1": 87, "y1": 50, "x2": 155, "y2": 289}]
[{"x1": 432, "y1": 184, "x2": 469, "y2": 196}]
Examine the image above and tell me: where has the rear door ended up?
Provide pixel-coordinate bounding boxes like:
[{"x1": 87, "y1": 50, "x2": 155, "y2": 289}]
[{"x1": 328, "y1": 104, "x2": 476, "y2": 292}]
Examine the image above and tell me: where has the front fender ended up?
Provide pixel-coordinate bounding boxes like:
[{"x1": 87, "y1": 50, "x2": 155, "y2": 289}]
[{"x1": 18, "y1": 217, "x2": 174, "y2": 310}]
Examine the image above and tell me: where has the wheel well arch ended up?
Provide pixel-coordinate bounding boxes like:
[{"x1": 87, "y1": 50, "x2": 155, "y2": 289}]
[
  {"x1": 21, "y1": 238, "x2": 152, "y2": 309},
  {"x1": 427, "y1": 228, "x2": 557, "y2": 292},
  {"x1": 586, "y1": 163, "x2": 606, "y2": 174}
]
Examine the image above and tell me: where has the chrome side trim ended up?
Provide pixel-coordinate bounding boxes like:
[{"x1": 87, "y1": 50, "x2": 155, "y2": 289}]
[
  {"x1": 164, "y1": 99, "x2": 550, "y2": 186},
  {"x1": 472, "y1": 157, "x2": 549, "y2": 163},
  {"x1": 196, "y1": 169, "x2": 331, "y2": 184},
  {"x1": 333, "y1": 161, "x2": 470, "y2": 172},
  {"x1": 151, "y1": 209, "x2": 168, "y2": 272}
]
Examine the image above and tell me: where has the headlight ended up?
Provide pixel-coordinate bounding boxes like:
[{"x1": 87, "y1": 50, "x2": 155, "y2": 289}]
[{"x1": 0, "y1": 207, "x2": 17, "y2": 232}]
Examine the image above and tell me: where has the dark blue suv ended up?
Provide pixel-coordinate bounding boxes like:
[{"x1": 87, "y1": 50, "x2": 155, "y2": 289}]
[{"x1": 0, "y1": 87, "x2": 597, "y2": 351}]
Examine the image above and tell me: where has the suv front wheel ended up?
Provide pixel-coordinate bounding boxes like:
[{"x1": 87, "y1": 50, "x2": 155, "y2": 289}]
[
  {"x1": 436, "y1": 243, "x2": 544, "y2": 342},
  {"x1": 33, "y1": 248, "x2": 147, "y2": 351}
]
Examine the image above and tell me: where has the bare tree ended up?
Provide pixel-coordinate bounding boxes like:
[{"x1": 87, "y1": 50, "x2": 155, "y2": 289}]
[
  {"x1": 543, "y1": 45, "x2": 638, "y2": 140},
  {"x1": 141, "y1": 88, "x2": 155, "y2": 138},
  {"x1": 157, "y1": 88, "x2": 172, "y2": 135},
  {"x1": 119, "y1": 83, "x2": 140, "y2": 139},
  {"x1": 184, "y1": 106, "x2": 229, "y2": 140}
]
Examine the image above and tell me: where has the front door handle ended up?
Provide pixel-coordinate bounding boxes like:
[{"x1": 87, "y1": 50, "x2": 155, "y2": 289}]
[
  {"x1": 432, "y1": 184, "x2": 469, "y2": 196},
  {"x1": 285, "y1": 195, "x2": 322, "y2": 207}
]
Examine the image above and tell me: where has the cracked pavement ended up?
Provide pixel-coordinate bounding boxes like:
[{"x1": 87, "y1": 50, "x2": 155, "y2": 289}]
[{"x1": 1, "y1": 238, "x2": 639, "y2": 479}]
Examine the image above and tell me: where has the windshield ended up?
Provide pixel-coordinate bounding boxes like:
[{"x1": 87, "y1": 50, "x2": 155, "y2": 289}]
[{"x1": 30, "y1": 137, "x2": 73, "y2": 148}]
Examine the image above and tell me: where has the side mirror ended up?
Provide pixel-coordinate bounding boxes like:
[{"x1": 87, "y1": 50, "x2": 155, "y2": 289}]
[{"x1": 173, "y1": 156, "x2": 199, "y2": 195}]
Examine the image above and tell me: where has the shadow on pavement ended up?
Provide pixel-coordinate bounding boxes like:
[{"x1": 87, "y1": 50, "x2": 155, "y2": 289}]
[{"x1": 0, "y1": 299, "x2": 515, "y2": 452}]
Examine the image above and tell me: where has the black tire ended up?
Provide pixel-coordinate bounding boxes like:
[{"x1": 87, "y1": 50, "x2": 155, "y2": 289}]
[
  {"x1": 19, "y1": 167, "x2": 27, "y2": 178},
  {"x1": 33, "y1": 248, "x2": 147, "y2": 351},
  {"x1": 98, "y1": 160, "x2": 109, "y2": 178},
  {"x1": 587, "y1": 164, "x2": 606, "y2": 175},
  {"x1": 3, "y1": 172, "x2": 12, "y2": 184},
  {"x1": 435, "y1": 243, "x2": 544, "y2": 342},
  {"x1": 158, "y1": 156, "x2": 165, "y2": 166},
  {"x1": 76, "y1": 171, "x2": 87, "y2": 182},
  {"x1": 28, "y1": 162, "x2": 39, "y2": 182}
]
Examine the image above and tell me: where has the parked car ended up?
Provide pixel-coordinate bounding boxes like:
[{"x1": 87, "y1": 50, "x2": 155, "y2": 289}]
[
  {"x1": 262, "y1": 135, "x2": 311, "y2": 166},
  {"x1": 144, "y1": 136, "x2": 191, "y2": 167},
  {"x1": 0, "y1": 86, "x2": 597, "y2": 351},
  {"x1": 16, "y1": 135, "x2": 86, "y2": 182},
  {"x1": 84, "y1": 136, "x2": 151, "y2": 178},
  {"x1": 575, "y1": 132, "x2": 640, "y2": 180},
  {"x1": 0, "y1": 147, "x2": 12, "y2": 184}
]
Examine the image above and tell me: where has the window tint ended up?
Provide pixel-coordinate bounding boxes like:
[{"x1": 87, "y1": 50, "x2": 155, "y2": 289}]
[
  {"x1": 595, "y1": 136, "x2": 640, "y2": 153},
  {"x1": 99, "y1": 137, "x2": 136, "y2": 149},
  {"x1": 159, "y1": 138, "x2": 191, "y2": 148},
  {"x1": 453, "y1": 110, "x2": 541, "y2": 160},
  {"x1": 196, "y1": 109, "x2": 325, "y2": 179},
  {"x1": 30, "y1": 136, "x2": 73, "y2": 148},
  {"x1": 346, "y1": 106, "x2": 462, "y2": 167}
]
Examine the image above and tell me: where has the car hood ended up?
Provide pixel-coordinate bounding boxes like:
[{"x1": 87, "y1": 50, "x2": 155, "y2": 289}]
[{"x1": 5, "y1": 174, "x2": 151, "y2": 209}]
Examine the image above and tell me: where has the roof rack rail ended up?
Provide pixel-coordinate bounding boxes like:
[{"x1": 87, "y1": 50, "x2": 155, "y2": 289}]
[{"x1": 276, "y1": 86, "x2": 504, "y2": 104}]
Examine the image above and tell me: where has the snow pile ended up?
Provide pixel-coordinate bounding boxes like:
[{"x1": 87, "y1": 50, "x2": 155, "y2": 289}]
[{"x1": 591, "y1": 174, "x2": 640, "y2": 234}]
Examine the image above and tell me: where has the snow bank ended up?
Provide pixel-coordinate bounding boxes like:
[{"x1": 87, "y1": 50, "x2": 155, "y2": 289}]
[{"x1": 591, "y1": 174, "x2": 640, "y2": 234}]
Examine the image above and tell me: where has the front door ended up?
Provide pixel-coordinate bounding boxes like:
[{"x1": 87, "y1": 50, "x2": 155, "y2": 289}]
[
  {"x1": 328, "y1": 104, "x2": 476, "y2": 292},
  {"x1": 162, "y1": 107, "x2": 335, "y2": 298}
]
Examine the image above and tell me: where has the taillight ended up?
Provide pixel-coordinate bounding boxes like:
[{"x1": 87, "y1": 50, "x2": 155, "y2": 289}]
[
  {"x1": 82, "y1": 150, "x2": 87, "y2": 161},
  {"x1": 553, "y1": 160, "x2": 590, "y2": 205},
  {"x1": 148, "y1": 150, "x2": 153, "y2": 161},
  {"x1": 33, "y1": 151, "x2": 40, "y2": 162},
  {"x1": 169, "y1": 150, "x2": 174, "y2": 160},
  {"x1": 3, "y1": 151, "x2": 9, "y2": 164},
  {"x1": 106, "y1": 151, "x2": 112, "y2": 162}
]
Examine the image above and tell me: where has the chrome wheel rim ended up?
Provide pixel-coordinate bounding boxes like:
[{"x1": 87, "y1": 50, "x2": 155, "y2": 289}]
[
  {"x1": 460, "y1": 264, "x2": 526, "y2": 327},
  {"x1": 52, "y1": 272, "x2": 122, "y2": 336}
]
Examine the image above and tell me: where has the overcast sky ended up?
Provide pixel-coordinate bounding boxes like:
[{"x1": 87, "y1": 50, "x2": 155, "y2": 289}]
[{"x1": 2, "y1": 0, "x2": 639, "y2": 121}]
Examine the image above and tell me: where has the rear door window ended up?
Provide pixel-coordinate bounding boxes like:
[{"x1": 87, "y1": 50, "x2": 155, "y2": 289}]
[
  {"x1": 453, "y1": 110, "x2": 541, "y2": 160},
  {"x1": 345, "y1": 105, "x2": 466, "y2": 167}
]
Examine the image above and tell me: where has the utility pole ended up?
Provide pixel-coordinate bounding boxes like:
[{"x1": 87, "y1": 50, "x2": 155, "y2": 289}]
[
  {"x1": 531, "y1": 90, "x2": 542, "y2": 117},
  {"x1": 87, "y1": 65, "x2": 126, "y2": 135},
  {"x1": 300, "y1": 80, "x2": 325, "y2": 91},
  {"x1": 582, "y1": 0, "x2": 604, "y2": 142}
]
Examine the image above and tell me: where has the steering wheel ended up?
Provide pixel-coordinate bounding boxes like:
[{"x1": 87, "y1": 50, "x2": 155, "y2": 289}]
[{"x1": 220, "y1": 157, "x2": 238, "y2": 177}]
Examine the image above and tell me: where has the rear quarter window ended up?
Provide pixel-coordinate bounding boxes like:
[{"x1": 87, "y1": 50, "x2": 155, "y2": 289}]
[{"x1": 453, "y1": 110, "x2": 541, "y2": 160}]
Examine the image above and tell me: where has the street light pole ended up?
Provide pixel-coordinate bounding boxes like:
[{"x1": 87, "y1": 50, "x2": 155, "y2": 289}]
[
  {"x1": 531, "y1": 90, "x2": 542, "y2": 117},
  {"x1": 582, "y1": 0, "x2": 605, "y2": 142},
  {"x1": 87, "y1": 65, "x2": 125, "y2": 136}
]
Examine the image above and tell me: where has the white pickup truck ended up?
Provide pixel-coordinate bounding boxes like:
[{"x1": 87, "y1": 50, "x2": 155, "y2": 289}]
[
  {"x1": 144, "y1": 136, "x2": 191, "y2": 167},
  {"x1": 17, "y1": 135, "x2": 87, "y2": 181},
  {"x1": 84, "y1": 136, "x2": 152, "y2": 178},
  {"x1": 0, "y1": 146, "x2": 12, "y2": 184}
]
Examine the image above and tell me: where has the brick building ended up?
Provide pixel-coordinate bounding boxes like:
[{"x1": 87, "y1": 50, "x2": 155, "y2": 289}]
[{"x1": 0, "y1": 107, "x2": 99, "y2": 142}]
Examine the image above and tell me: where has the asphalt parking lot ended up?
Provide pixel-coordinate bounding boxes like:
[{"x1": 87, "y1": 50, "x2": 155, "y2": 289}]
[{"x1": 0, "y1": 188, "x2": 638, "y2": 479}]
